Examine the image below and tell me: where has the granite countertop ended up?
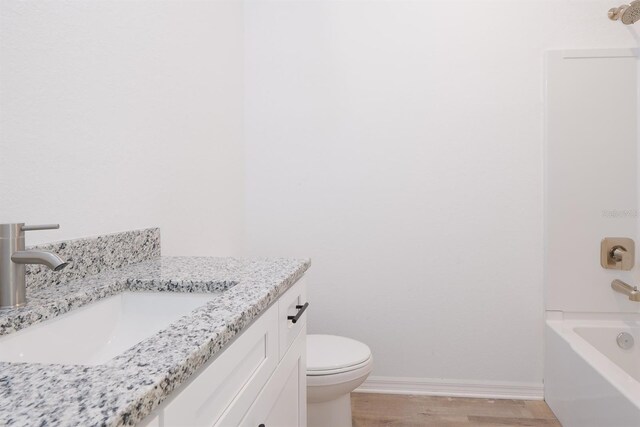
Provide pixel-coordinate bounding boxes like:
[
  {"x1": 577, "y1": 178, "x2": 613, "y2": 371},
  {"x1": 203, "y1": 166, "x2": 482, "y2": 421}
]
[{"x1": 0, "y1": 256, "x2": 311, "y2": 426}]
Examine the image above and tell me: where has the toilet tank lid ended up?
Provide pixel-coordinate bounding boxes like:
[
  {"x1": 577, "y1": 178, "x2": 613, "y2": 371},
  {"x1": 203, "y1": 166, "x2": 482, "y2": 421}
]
[{"x1": 306, "y1": 334, "x2": 372, "y2": 372}]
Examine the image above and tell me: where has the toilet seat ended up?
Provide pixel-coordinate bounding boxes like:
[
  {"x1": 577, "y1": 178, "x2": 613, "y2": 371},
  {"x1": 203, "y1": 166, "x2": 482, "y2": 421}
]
[
  {"x1": 307, "y1": 356, "x2": 372, "y2": 376},
  {"x1": 307, "y1": 356, "x2": 374, "y2": 388},
  {"x1": 306, "y1": 334, "x2": 372, "y2": 376}
]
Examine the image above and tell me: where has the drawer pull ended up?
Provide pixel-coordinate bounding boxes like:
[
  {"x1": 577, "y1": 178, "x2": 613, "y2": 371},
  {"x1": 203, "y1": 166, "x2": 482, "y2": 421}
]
[
  {"x1": 259, "y1": 425, "x2": 265, "y2": 427},
  {"x1": 287, "y1": 302, "x2": 309, "y2": 324}
]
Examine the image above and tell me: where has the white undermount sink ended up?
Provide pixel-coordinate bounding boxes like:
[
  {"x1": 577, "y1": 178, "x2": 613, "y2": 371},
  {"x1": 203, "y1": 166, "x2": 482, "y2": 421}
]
[{"x1": 0, "y1": 292, "x2": 218, "y2": 366}]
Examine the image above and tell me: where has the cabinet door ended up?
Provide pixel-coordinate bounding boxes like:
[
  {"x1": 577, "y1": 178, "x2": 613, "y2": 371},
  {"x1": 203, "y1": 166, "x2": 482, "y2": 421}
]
[
  {"x1": 161, "y1": 304, "x2": 279, "y2": 427},
  {"x1": 240, "y1": 325, "x2": 307, "y2": 427}
]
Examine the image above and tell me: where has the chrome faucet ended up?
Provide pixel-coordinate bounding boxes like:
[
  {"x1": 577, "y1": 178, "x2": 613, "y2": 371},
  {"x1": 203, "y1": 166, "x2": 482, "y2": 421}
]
[
  {"x1": 0, "y1": 223, "x2": 68, "y2": 309},
  {"x1": 611, "y1": 279, "x2": 640, "y2": 302}
]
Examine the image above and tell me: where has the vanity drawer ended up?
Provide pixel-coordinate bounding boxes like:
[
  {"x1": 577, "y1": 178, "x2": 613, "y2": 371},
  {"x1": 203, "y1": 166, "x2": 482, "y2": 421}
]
[
  {"x1": 278, "y1": 278, "x2": 308, "y2": 359},
  {"x1": 161, "y1": 303, "x2": 279, "y2": 427}
]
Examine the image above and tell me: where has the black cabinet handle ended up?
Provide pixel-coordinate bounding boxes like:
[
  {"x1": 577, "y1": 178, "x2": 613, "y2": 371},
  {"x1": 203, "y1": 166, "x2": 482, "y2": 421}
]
[
  {"x1": 287, "y1": 302, "x2": 309, "y2": 324},
  {"x1": 259, "y1": 424, "x2": 265, "y2": 427}
]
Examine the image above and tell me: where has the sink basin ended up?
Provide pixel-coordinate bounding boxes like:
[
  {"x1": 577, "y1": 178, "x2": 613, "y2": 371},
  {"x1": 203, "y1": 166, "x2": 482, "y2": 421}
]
[{"x1": 0, "y1": 292, "x2": 218, "y2": 366}]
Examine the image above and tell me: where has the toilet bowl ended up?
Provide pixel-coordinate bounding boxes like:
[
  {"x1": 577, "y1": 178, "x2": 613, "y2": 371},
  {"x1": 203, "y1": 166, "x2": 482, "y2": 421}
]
[{"x1": 306, "y1": 335, "x2": 373, "y2": 427}]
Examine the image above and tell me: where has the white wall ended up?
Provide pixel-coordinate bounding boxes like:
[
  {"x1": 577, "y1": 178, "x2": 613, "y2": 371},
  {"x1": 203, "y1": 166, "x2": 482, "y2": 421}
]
[
  {"x1": 244, "y1": 0, "x2": 639, "y2": 391},
  {"x1": 0, "y1": 0, "x2": 244, "y2": 256}
]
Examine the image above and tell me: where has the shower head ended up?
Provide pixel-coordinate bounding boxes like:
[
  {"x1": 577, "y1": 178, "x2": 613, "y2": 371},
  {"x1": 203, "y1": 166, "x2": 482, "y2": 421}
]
[{"x1": 609, "y1": 1, "x2": 640, "y2": 25}]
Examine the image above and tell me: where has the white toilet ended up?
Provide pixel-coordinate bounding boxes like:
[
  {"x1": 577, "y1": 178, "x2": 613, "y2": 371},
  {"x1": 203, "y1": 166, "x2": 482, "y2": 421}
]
[{"x1": 306, "y1": 335, "x2": 373, "y2": 427}]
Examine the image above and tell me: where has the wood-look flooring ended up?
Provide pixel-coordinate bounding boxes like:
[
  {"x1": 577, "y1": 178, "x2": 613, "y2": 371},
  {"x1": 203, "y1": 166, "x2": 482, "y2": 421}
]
[{"x1": 351, "y1": 393, "x2": 561, "y2": 427}]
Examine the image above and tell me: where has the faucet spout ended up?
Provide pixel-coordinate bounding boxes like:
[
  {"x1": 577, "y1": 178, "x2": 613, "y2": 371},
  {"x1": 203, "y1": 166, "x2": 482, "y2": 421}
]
[
  {"x1": 611, "y1": 279, "x2": 640, "y2": 302},
  {"x1": 11, "y1": 250, "x2": 68, "y2": 271},
  {"x1": 1, "y1": 223, "x2": 67, "y2": 308}
]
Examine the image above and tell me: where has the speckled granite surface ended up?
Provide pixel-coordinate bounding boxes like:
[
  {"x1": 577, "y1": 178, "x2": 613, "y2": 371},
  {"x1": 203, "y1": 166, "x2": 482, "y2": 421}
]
[
  {"x1": 0, "y1": 256, "x2": 310, "y2": 426},
  {"x1": 26, "y1": 228, "x2": 160, "y2": 291}
]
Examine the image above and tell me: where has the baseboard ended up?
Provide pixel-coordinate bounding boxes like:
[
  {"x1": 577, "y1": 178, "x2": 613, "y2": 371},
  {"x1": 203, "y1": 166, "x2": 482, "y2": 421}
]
[{"x1": 355, "y1": 376, "x2": 544, "y2": 400}]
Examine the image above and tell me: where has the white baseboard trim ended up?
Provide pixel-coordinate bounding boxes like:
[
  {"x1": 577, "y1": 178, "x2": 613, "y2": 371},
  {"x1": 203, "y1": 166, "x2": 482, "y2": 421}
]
[{"x1": 355, "y1": 376, "x2": 544, "y2": 401}]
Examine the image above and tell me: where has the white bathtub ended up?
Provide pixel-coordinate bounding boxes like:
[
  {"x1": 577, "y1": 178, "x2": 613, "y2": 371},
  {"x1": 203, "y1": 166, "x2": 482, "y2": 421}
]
[{"x1": 545, "y1": 313, "x2": 640, "y2": 427}]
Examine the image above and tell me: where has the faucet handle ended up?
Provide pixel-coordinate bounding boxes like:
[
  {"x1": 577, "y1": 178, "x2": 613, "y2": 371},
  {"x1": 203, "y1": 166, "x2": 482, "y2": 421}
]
[
  {"x1": 21, "y1": 224, "x2": 60, "y2": 232},
  {"x1": 601, "y1": 238, "x2": 635, "y2": 270}
]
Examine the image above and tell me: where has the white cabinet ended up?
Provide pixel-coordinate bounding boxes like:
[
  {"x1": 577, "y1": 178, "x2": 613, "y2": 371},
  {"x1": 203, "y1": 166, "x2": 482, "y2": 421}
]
[
  {"x1": 138, "y1": 278, "x2": 307, "y2": 427},
  {"x1": 239, "y1": 325, "x2": 306, "y2": 427},
  {"x1": 163, "y1": 305, "x2": 279, "y2": 427}
]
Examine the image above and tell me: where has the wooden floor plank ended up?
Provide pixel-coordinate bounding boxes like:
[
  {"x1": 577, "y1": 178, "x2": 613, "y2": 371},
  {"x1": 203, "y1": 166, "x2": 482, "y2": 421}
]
[
  {"x1": 522, "y1": 401, "x2": 559, "y2": 420},
  {"x1": 351, "y1": 393, "x2": 561, "y2": 427}
]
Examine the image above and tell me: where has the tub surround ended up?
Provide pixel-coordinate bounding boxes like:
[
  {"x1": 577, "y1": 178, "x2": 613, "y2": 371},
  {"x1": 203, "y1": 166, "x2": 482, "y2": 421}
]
[{"x1": 0, "y1": 230, "x2": 310, "y2": 426}]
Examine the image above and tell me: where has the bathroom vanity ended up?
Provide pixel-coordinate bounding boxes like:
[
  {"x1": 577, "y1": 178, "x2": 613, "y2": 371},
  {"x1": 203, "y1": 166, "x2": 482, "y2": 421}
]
[
  {"x1": 139, "y1": 277, "x2": 308, "y2": 427},
  {"x1": 0, "y1": 228, "x2": 310, "y2": 426}
]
